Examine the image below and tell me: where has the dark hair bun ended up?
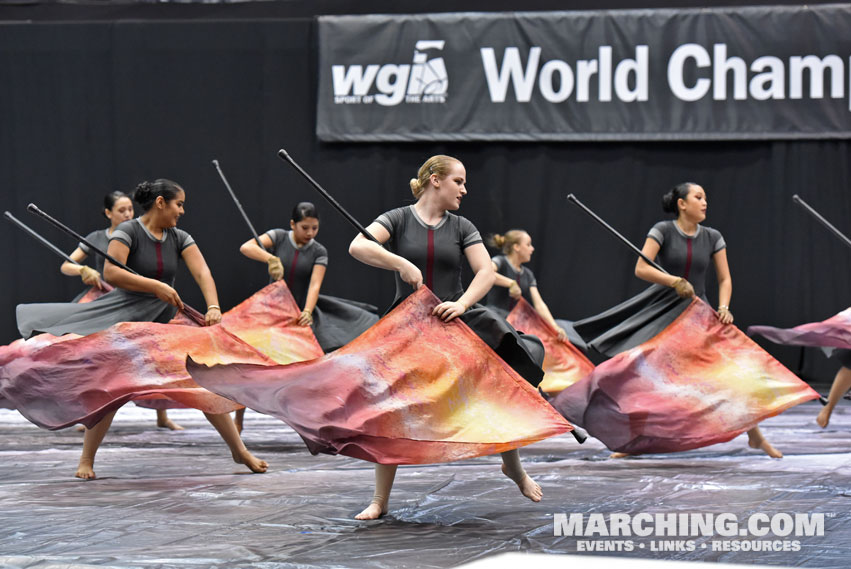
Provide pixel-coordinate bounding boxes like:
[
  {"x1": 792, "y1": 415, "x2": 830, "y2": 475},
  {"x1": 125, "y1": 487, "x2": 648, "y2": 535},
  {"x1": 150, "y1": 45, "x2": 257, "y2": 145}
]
[
  {"x1": 133, "y1": 181, "x2": 155, "y2": 205},
  {"x1": 661, "y1": 183, "x2": 693, "y2": 215}
]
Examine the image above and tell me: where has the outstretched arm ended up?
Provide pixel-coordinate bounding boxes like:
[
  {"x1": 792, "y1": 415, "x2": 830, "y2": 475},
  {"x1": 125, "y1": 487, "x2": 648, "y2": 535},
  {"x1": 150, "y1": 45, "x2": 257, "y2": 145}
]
[
  {"x1": 299, "y1": 264, "x2": 327, "y2": 326},
  {"x1": 182, "y1": 244, "x2": 221, "y2": 325},
  {"x1": 530, "y1": 286, "x2": 566, "y2": 340},
  {"x1": 712, "y1": 248, "x2": 733, "y2": 324}
]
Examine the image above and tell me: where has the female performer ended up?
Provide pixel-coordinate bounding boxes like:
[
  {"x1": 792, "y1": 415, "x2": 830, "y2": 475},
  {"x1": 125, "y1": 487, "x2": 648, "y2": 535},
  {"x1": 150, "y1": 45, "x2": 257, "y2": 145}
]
[
  {"x1": 349, "y1": 155, "x2": 545, "y2": 520},
  {"x1": 237, "y1": 202, "x2": 378, "y2": 431},
  {"x1": 61, "y1": 191, "x2": 133, "y2": 297},
  {"x1": 574, "y1": 182, "x2": 781, "y2": 458},
  {"x1": 486, "y1": 230, "x2": 585, "y2": 349},
  {"x1": 60, "y1": 191, "x2": 182, "y2": 431},
  {"x1": 16, "y1": 179, "x2": 267, "y2": 478},
  {"x1": 238, "y1": 201, "x2": 377, "y2": 353}
]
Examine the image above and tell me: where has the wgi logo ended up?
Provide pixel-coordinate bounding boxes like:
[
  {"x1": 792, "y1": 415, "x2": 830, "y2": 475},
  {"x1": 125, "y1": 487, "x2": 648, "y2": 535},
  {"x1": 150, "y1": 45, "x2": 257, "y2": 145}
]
[{"x1": 331, "y1": 40, "x2": 449, "y2": 106}]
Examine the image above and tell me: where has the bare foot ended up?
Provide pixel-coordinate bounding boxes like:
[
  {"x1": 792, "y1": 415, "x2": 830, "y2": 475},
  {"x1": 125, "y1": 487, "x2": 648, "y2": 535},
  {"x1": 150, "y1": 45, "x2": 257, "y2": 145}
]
[
  {"x1": 233, "y1": 448, "x2": 268, "y2": 473},
  {"x1": 747, "y1": 432, "x2": 783, "y2": 458},
  {"x1": 157, "y1": 417, "x2": 185, "y2": 431},
  {"x1": 816, "y1": 407, "x2": 832, "y2": 428},
  {"x1": 355, "y1": 501, "x2": 387, "y2": 520},
  {"x1": 609, "y1": 452, "x2": 630, "y2": 459},
  {"x1": 75, "y1": 459, "x2": 96, "y2": 480},
  {"x1": 501, "y1": 464, "x2": 542, "y2": 502}
]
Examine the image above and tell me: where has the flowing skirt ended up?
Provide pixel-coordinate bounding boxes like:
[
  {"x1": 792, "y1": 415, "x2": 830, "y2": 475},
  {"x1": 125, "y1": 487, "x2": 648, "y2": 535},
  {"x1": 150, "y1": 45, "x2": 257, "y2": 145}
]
[
  {"x1": 311, "y1": 294, "x2": 379, "y2": 352},
  {"x1": 572, "y1": 284, "x2": 692, "y2": 357},
  {"x1": 17, "y1": 288, "x2": 177, "y2": 339}
]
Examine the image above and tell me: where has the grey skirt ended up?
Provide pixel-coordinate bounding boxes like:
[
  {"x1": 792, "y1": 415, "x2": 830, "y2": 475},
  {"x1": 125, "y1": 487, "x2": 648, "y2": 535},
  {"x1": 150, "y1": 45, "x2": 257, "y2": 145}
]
[
  {"x1": 311, "y1": 294, "x2": 379, "y2": 352},
  {"x1": 17, "y1": 288, "x2": 177, "y2": 339},
  {"x1": 572, "y1": 284, "x2": 693, "y2": 358}
]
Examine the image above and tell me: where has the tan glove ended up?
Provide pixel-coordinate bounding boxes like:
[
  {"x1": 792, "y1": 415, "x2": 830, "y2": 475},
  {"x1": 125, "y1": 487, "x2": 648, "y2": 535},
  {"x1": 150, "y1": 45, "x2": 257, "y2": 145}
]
[
  {"x1": 267, "y1": 256, "x2": 284, "y2": 281},
  {"x1": 79, "y1": 265, "x2": 101, "y2": 287},
  {"x1": 671, "y1": 277, "x2": 695, "y2": 298},
  {"x1": 508, "y1": 280, "x2": 522, "y2": 298}
]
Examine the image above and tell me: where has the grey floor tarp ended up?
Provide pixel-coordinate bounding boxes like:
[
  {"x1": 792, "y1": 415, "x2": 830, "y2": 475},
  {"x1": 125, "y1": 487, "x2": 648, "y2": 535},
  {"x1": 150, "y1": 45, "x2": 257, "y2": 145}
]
[{"x1": 0, "y1": 391, "x2": 848, "y2": 568}]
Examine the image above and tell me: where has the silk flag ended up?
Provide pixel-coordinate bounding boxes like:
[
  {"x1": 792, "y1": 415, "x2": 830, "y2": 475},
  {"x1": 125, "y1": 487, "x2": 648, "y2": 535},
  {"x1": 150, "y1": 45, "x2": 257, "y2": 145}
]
[
  {"x1": 0, "y1": 281, "x2": 322, "y2": 420},
  {"x1": 0, "y1": 322, "x2": 276, "y2": 430},
  {"x1": 552, "y1": 298, "x2": 819, "y2": 454},
  {"x1": 748, "y1": 307, "x2": 851, "y2": 350},
  {"x1": 220, "y1": 281, "x2": 324, "y2": 364},
  {"x1": 0, "y1": 333, "x2": 80, "y2": 410},
  {"x1": 77, "y1": 283, "x2": 112, "y2": 304},
  {"x1": 188, "y1": 287, "x2": 573, "y2": 465},
  {"x1": 507, "y1": 298, "x2": 595, "y2": 393}
]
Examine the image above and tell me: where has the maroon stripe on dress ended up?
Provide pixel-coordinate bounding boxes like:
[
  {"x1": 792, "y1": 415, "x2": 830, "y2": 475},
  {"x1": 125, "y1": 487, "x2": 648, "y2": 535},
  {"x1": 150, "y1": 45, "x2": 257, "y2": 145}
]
[
  {"x1": 683, "y1": 239, "x2": 693, "y2": 281},
  {"x1": 426, "y1": 229, "x2": 435, "y2": 290},
  {"x1": 289, "y1": 250, "x2": 299, "y2": 287},
  {"x1": 154, "y1": 242, "x2": 164, "y2": 280}
]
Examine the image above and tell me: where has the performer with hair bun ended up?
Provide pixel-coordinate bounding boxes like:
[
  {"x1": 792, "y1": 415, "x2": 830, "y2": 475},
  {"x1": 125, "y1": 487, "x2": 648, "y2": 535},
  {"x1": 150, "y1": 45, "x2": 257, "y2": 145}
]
[
  {"x1": 61, "y1": 191, "x2": 134, "y2": 298},
  {"x1": 486, "y1": 230, "x2": 586, "y2": 349},
  {"x1": 237, "y1": 201, "x2": 378, "y2": 431},
  {"x1": 349, "y1": 154, "x2": 546, "y2": 520},
  {"x1": 59, "y1": 190, "x2": 182, "y2": 431},
  {"x1": 239, "y1": 201, "x2": 377, "y2": 353},
  {"x1": 573, "y1": 182, "x2": 781, "y2": 458},
  {"x1": 15, "y1": 179, "x2": 267, "y2": 479}
]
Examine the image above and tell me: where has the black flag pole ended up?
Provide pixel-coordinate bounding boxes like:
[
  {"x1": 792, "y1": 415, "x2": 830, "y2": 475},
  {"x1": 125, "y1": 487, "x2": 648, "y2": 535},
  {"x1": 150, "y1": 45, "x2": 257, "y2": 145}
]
[
  {"x1": 566, "y1": 194, "x2": 669, "y2": 274},
  {"x1": 212, "y1": 159, "x2": 265, "y2": 249},
  {"x1": 5, "y1": 211, "x2": 84, "y2": 265},
  {"x1": 5, "y1": 211, "x2": 114, "y2": 292},
  {"x1": 792, "y1": 194, "x2": 851, "y2": 250},
  {"x1": 276, "y1": 149, "x2": 379, "y2": 243},
  {"x1": 26, "y1": 203, "x2": 206, "y2": 325},
  {"x1": 27, "y1": 203, "x2": 140, "y2": 276}
]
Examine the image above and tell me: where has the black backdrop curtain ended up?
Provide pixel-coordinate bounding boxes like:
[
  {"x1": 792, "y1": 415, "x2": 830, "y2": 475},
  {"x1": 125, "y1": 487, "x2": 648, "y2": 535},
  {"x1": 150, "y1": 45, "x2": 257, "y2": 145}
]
[{"x1": 1, "y1": 1, "x2": 848, "y2": 383}]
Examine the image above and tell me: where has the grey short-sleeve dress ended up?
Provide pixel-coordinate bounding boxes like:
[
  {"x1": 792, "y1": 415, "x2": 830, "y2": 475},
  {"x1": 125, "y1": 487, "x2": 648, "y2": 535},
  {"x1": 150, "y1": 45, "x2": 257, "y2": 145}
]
[
  {"x1": 485, "y1": 255, "x2": 538, "y2": 316},
  {"x1": 17, "y1": 219, "x2": 196, "y2": 338},
  {"x1": 265, "y1": 229, "x2": 378, "y2": 352},
  {"x1": 78, "y1": 228, "x2": 110, "y2": 275},
  {"x1": 69, "y1": 228, "x2": 111, "y2": 302},
  {"x1": 573, "y1": 220, "x2": 727, "y2": 357},
  {"x1": 375, "y1": 206, "x2": 545, "y2": 386}
]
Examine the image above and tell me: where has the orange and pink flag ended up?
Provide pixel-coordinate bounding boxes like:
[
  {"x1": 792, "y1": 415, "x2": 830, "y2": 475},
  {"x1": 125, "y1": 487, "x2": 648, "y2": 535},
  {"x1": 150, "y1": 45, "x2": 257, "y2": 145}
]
[
  {"x1": 0, "y1": 322, "x2": 275, "y2": 430},
  {"x1": 0, "y1": 281, "x2": 325, "y2": 427},
  {"x1": 748, "y1": 307, "x2": 851, "y2": 350},
  {"x1": 220, "y1": 281, "x2": 323, "y2": 364},
  {"x1": 188, "y1": 287, "x2": 573, "y2": 465},
  {"x1": 506, "y1": 297, "x2": 595, "y2": 393},
  {"x1": 552, "y1": 298, "x2": 819, "y2": 454}
]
